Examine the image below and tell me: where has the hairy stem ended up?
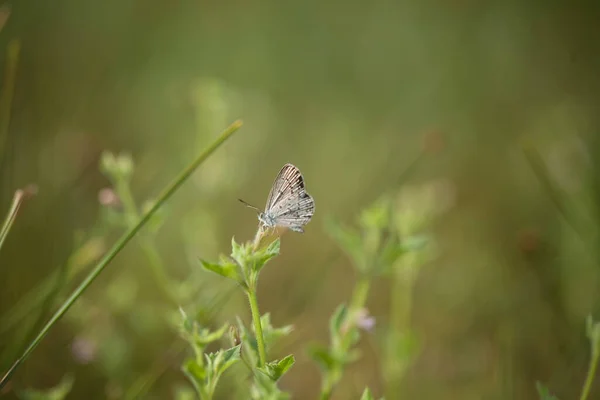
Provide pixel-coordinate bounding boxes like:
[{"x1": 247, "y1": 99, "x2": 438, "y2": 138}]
[{"x1": 247, "y1": 286, "x2": 267, "y2": 367}]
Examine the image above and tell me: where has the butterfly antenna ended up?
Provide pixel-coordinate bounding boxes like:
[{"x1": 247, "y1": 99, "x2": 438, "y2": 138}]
[{"x1": 238, "y1": 198, "x2": 261, "y2": 213}]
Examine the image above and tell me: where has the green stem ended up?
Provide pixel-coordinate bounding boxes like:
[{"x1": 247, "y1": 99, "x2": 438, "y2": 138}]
[
  {"x1": 114, "y1": 176, "x2": 178, "y2": 305},
  {"x1": 320, "y1": 276, "x2": 371, "y2": 400},
  {"x1": 579, "y1": 348, "x2": 600, "y2": 400},
  {"x1": 385, "y1": 256, "x2": 414, "y2": 397},
  {"x1": 349, "y1": 276, "x2": 370, "y2": 312},
  {"x1": 247, "y1": 286, "x2": 267, "y2": 367},
  {"x1": 0, "y1": 120, "x2": 242, "y2": 389},
  {"x1": 0, "y1": 189, "x2": 25, "y2": 254}
]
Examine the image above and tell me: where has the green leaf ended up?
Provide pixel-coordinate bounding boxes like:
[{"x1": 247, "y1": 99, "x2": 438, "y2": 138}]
[
  {"x1": 250, "y1": 238, "x2": 281, "y2": 273},
  {"x1": 207, "y1": 344, "x2": 242, "y2": 377},
  {"x1": 179, "y1": 310, "x2": 228, "y2": 350},
  {"x1": 236, "y1": 316, "x2": 259, "y2": 361},
  {"x1": 329, "y1": 304, "x2": 348, "y2": 338},
  {"x1": 359, "y1": 196, "x2": 390, "y2": 231},
  {"x1": 179, "y1": 307, "x2": 194, "y2": 334},
  {"x1": 400, "y1": 234, "x2": 429, "y2": 252},
  {"x1": 182, "y1": 358, "x2": 206, "y2": 383},
  {"x1": 535, "y1": 382, "x2": 559, "y2": 400},
  {"x1": 360, "y1": 387, "x2": 374, "y2": 400},
  {"x1": 251, "y1": 371, "x2": 291, "y2": 400},
  {"x1": 325, "y1": 217, "x2": 365, "y2": 269},
  {"x1": 375, "y1": 238, "x2": 404, "y2": 274},
  {"x1": 306, "y1": 344, "x2": 337, "y2": 371},
  {"x1": 265, "y1": 237, "x2": 281, "y2": 257},
  {"x1": 18, "y1": 374, "x2": 74, "y2": 400},
  {"x1": 199, "y1": 323, "x2": 229, "y2": 346},
  {"x1": 260, "y1": 313, "x2": 294, "y2": 348},
  {"x1": 199, "y1": 258, "x2": 241, "y2": 282},
  {"x1": 259, "y1": 354, "x2": 295, "y2": 381},
  {"x1": 231, "y1": 236, "x2": 245, "y2": 260},
  {"x1": 181, "y1": 359, "x2": 206, "y2": 397}
]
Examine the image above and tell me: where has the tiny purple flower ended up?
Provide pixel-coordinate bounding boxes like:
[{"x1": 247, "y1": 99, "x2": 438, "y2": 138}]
[{"x1": 356, "y1": 308, "x2": 376, "y2": 332}]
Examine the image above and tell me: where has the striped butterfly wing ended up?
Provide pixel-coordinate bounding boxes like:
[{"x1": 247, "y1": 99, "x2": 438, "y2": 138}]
[{"x1": 264, "y1": 163, "x2": 315, "y2": 232}]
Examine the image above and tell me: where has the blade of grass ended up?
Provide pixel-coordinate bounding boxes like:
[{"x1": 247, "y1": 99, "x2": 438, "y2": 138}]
[
  {"x1": 0, "y1": 185, "x2": 36, "y2": 254},
  {"x1": 0, "y1": 120, "x2": 243, "y2": 389}
]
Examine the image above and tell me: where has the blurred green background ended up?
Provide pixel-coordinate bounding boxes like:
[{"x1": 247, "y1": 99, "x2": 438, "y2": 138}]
[{"x1": 1, "y1": 0, "x2": 600, "y2": 399}]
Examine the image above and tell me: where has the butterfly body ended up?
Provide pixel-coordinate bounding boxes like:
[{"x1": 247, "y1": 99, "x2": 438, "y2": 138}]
[{"x1": 245, "y1": 163, "x2": 315, "y2": 233}]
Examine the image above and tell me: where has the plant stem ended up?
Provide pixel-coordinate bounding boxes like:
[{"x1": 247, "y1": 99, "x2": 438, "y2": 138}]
[
  {"x1": 385, "y1": 255, "x2": 414, "y2": 397},
  {"x1": 0, "y1": 120, "x2": 242, "y2": 389},
  {"x1": 0, "y1": 189, "x2": 25, "y2": 254},
  {"x1": 114, "y1": 177, "x2": 178, "y2": 305},
  {"x1": 320, "y1": 276, "x2": 371, "y2": 400},
  {"x1": 349, "y1": 276, "x2": 370, "y2": 312},
  {"x1": 247, "y1": 287, "x2": 267, "y2": 367},
  {"x1": 579, "y1": 348, "x2": 600, "y2": 400},
  {"x1": 339, "y1": 275, "x2": 371, "y2": 352}
]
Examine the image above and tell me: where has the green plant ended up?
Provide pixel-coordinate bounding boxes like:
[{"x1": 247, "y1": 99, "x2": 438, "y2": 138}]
[
  {"x1": 189, "y1": 227, "x2": 296, "y2": 398},
  {"x1": 309, "y1": 195, "x2": 428, "y2": 400},
  {"x1": 178, "y1": 308, "x2": 241, "y2": 400},
  {"x1": 0, "y1": 120, "x2": 242, "y2": 390}
]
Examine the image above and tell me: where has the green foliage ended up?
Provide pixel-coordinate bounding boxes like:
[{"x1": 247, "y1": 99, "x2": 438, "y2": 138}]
[
  {"x1": 182, "y1": 345, "x2": 242, "y2": 400},
  {"x1": 326, "y1": 197, "x2": 429, "y2": 278},
  {"x1": 189, "y1": 229, "x2": 295, "y2": 398},
  {"x1": 200, "y1": 237, "x2": 281, "y2": 291},
  {"x1": 535, "y1": 382, "x2": 560, "y2": 400},
  {"x1": 17, "y1": 375, "x2": 74, "y2": 400},
  {"x1": 199, "y1": 259, "x2": 242, "y2": 284},
  {"x1": 179, "y1": 308, "x2": 229, "y2": 357},
  {"x1": 258, "y1": 354, "x2": 295, "y2": 381},
  {"x1": 360, "y1": 387, "x2": 374, "y2": 400},
  {"x1": 259, "y1": 313, "x2": 294, "y2": 350},
  {"x1": 235, "y1": 313, "x2": 295, "y2": 385},
  {"x1": 359, "y1": 387, "x2": 385, "y2": 400},
  {"x1": 314, "y1": 191, "x2": 436, "y2": 399},
  {"x1": 179, "y1": 308, "x2": 241, "y2": 400},
  {"x1": 250, "y1": 373, "x2": 290, "y2": 400}
]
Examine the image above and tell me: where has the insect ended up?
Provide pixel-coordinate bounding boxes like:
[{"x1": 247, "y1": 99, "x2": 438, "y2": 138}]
[{"x1": 239, "y1": 163, "x2": 315, "y2": 233}]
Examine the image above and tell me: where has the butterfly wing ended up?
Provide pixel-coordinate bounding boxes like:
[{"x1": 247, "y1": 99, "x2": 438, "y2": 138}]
[
  {"x1": 270, "y1": 191, "x2": 315, "y2": 232},
  {"x1": 265, "y1": 164, "x2": 303, "y2": 211},
  {"x1": 264, "y1": 164, "x2": 315, "y2": 232}
]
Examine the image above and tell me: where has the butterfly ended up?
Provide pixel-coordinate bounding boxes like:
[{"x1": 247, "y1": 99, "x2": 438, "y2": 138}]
[{"x1": 239, "y1": 163, "x2": 315, "y2": 233}]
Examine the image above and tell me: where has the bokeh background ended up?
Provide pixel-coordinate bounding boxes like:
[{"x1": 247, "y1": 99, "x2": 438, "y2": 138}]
[{"x1": 1, "y1": 0, "x2": 600, "y2": 399}]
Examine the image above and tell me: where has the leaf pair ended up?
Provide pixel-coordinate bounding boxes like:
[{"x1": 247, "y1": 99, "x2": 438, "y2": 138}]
[{"x1": 199, "y1": 238, "x2": 281, "y2": 289}]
